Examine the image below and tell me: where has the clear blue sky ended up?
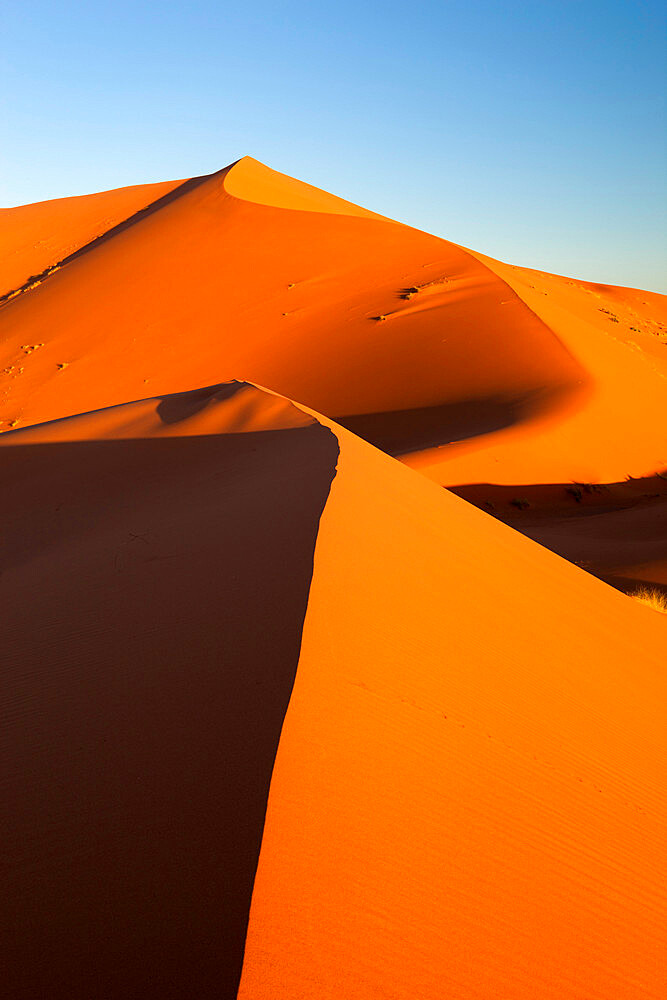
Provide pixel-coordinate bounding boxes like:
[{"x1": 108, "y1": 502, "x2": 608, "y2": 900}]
[{"x1": 2, "y1": 1, "x2": 666, "y2": 290}]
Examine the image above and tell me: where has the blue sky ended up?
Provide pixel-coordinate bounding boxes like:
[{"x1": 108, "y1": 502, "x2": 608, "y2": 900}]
[{"x1": 2, "y1": 1, "x2": 666, "y2": 290}]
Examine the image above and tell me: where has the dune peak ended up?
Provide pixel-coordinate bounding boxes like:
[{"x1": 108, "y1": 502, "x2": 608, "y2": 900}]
[{"x1": 223, "y1": 155, "x2": 389, "y2": 220}]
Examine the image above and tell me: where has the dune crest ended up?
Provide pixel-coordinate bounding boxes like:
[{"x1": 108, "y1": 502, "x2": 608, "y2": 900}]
[
  {"x1": 238, "y1": 405, "x2": 667, "y2": 999},
  {"x1": 223, "y1": 155, "x2": 388, "y2": 219},
  {"x1": 403, "y1": 247, "x2": 667, "y2": 485},
  {"x1": 0, "y1": 380, "x2": 315, "y2": 444},
  {"x1": 0, "y1": 177, "x2": 184, "y2": 297}
]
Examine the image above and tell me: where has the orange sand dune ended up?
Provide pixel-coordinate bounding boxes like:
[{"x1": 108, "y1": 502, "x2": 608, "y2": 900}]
[
  {"x1": 241, "y1": 402, "x2": 667, "y2": 999},
  {"x1": 3, "y1": 160, "x2": 666, "y2": 995},
  {"x1": 2, "y1": 382, "x2": 665, "y2": 998},
  {"x1": 0, "y1": 158, "x2": 586, "y2": 470},
  {"x1": 1, "y1": 157, "x2": 665, "y2": 488}
]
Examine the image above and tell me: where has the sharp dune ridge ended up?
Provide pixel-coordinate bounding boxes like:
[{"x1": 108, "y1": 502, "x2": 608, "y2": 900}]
[
  {"x1": 0, "y1": 171, "x2": 218, "y2": 307},
  {"x1": 0, "y1": 174, "x2": 187, "y2": 299},
  {"x1": 1, "y1": 159, "x2": 666, "y2": 998}
]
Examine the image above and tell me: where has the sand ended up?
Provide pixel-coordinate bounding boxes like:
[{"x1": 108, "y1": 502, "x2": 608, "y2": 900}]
[
  {"x1": 240, "y1": 407, "x2": 667, "y2": 999},
  {"x1": 2, "y1": 159, "x2": 666, "y2": 997},
  {"x1": 0, "y1": 177, "x2": 184, "y2": 299},
  {"x1": 1, "y1": 157, "x2": 665, "y2": 487}
]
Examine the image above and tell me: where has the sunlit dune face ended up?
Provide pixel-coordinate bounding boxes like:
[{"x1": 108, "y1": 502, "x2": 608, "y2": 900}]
[{"x1": 0, "y1": 177, "x2": 184, "y2": 295}]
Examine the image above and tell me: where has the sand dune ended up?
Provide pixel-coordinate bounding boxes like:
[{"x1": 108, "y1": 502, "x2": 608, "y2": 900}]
[
  {"x1": 2, "y1": 382, "x2": 665, "y2": 998},
  {"x1": 409, "y1": 251, "x2": 667, "y2": 485},
  {"x1": 0, "y1": 158, "x2": 586, "y2": 465},
  {"x1": 241, "y1": 400, "x2": 667, "y2": 999},
  {"x1": 1, "y1": 157, "x2": 665, "y2": 489},
  {"x1": 2, "y1": 159, "x2": 666, "y2": 997}
]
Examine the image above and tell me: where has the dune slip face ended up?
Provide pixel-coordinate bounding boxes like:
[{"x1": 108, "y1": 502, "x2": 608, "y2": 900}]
[{"x1": 1, "y1": 383, "x2": 338, "y2": 999}]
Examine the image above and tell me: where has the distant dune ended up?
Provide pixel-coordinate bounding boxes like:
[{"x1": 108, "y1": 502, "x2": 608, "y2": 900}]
[
  {"x1": 1, "y1": 161, "x2": 665, "y2": 998},
  {"x1": 1, "y1": 157, "x2": 665, "y2": 486}
]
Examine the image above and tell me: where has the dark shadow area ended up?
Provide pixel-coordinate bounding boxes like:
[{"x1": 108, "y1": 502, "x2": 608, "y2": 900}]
[
  {"x1": 595, "y1": 574, "x2": 667, "y2": 597},
  {"x1": 0, "y1": 166, "x2": 231, "y2": 307},
  {"x1": 337, "y1": 383, "x2": 576, "y2": 456},
  {"x1": 449, "y1": 475, "x2": 667, "y2": 521},
  {"x1": 449, "y1": 475, "x2": 667, "y2": 594},
  {"x1": 0, "y1": 420, "x2": 338, "y2": 999}
]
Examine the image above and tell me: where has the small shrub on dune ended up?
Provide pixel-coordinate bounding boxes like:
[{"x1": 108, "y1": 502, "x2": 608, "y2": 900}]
[{"x1": 631, "y1": 587, "x2": 667, "y2": 614}]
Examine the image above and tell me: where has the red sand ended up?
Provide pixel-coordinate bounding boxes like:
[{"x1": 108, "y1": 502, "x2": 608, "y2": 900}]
[{"x1": 2, "y1": 159, "x2": 666, "y2": 997}]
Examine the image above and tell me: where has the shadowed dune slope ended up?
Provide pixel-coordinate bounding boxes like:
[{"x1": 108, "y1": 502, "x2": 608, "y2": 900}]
[
  {"x1": 1, "y1": 156, "x2": 595, "y2": 479},
  {"x1": 239, "y1": 410, "x2": 667, "y2": 999},
  {"x1": 0, "y1": 382, "x2": 338, "y2": 999},
  {"x1": 450, "y1": 476, "x2": 667, "y2": 594}
]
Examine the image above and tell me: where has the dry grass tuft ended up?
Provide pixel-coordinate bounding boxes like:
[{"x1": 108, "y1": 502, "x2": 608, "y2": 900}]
[{"x1": 631, "y1": 586, "x2": 667, "y2": 614}]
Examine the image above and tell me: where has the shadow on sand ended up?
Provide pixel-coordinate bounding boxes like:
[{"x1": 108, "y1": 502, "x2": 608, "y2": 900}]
[
  {"x1": 1, "y1": 417, "x2": 337, "y2": 999},
  {"x1": 337, "y1": 381, "x2": 582, "y2": 456}
]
